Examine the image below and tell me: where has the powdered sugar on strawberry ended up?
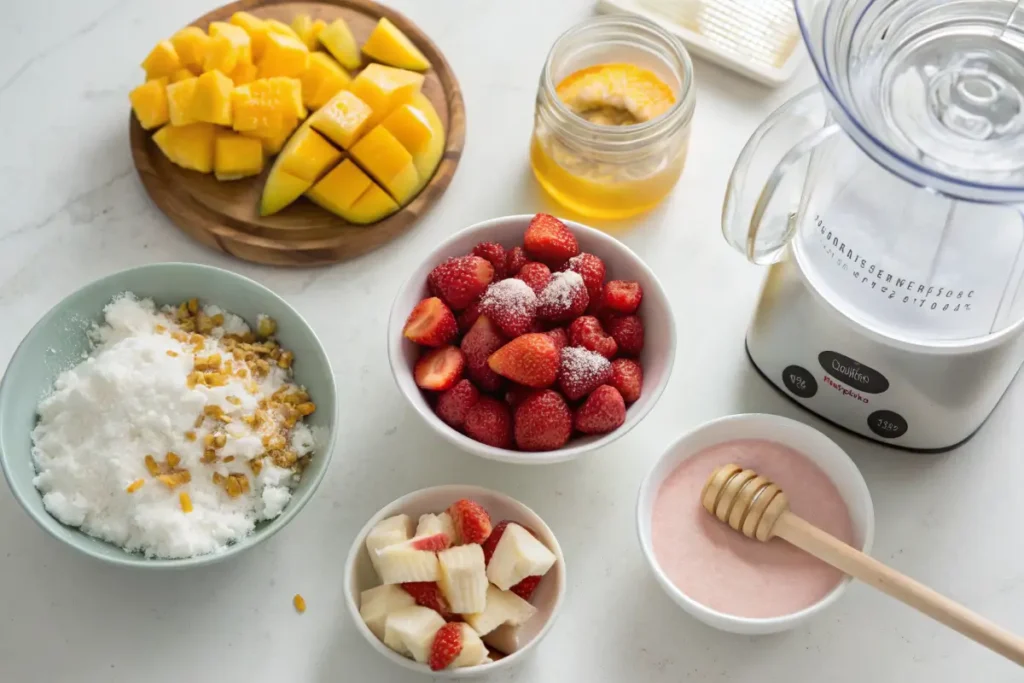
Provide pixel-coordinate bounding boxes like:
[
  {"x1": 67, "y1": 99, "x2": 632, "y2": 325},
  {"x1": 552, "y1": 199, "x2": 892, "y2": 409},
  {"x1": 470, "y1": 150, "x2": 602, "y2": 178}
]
[
  {"x1": 481, "y1": 279, "x2": 537, "y2": 319},
  {"x1": 538, "y1": 271, "x2": 584, "y2": 311}
]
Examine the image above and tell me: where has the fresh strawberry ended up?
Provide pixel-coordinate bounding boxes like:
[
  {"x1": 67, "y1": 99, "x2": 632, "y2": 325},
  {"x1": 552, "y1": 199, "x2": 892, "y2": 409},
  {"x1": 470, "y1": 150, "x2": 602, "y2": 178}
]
[
  {"x1": 457, "y1": 299, "x2": 482, "y2": 334},
  {"x1": 574, "y1": 385, "x2": 626, "y2": 434},
  {"x1": 429, "y1": 622, "x2": 463, "y2": 671},
  {"x1": 479, "y1": 279, "x2": 537, "y2": 338},
  {"x1": 481, "y1": 519, "x2": 538, "y2": 564},
  {"x1": 504, "y1": 383, "x2": 535, "y2": 408},
  {"x1": 427, "y1": 256, "x2": 495, "y2": 310},
  {"x1": 414, "y1": 346, "x2": 464, "y2": 391},
  {"x1": 514, "y1": 389, "x2": 572, "y2": 451},
  {"x1": 461, "y1": 316, "x2": 506, "y2": 392},
  {"x1": 537, "y1": 271, "x2": 589, "y2": 322},
  {"x1": 568, "y1": 316, "x2": 618, "y2": 359},
  {"x1": 464, "y1": 397, "x2": 513, "y2": 448},
  {"x1": 447, "y1": 499, "x2": 493, "y2": 545},
  {"x1": 607, "y1": 315, "x2": 644, "y2": 355},
  {"x1": 505, "y1": 246, "x2": 528, "y2": 276},
  {"x1": 523, "y1": 213, "x2": 579, "y2": 266},
  {"x1": 609, "y1": 358, "x2": 643, "y2": 403},
  {"x1": 558, "y1": 346, "x2": 613, "y2": 401},
  {"x1": 402, "y1": 582, "x2": 454, "y2": 619},
  {"x1": 563, "y1": 252, "x2": 606, "y2": 302},
  {"x1": 601, "y1": 280, "x2": 643, "y2": 314},
  {"x1": 487, "y1": 333, "x2": 559, "y2": 388},
  {"x1": 471, "y1": 241, "x2": 507, "y2": 280},
  {"x1": 545, "y1": 327, "x2": 569, "y2": 351},
  {"x1": 411, "y1": 533, "x2": 452, "y2": 551},
  {"x1": 511, "y1": 575, "x2": 542, "y2": 601},
  {"x1": 435, "y1": 379, "x2": 480, "y2": 429},
  {"x1": 516, "y1": 262, "x2": 552, "y2": 296},
  {"x1": 403, "y1": 297, "x2": 458, "y2": 347}
]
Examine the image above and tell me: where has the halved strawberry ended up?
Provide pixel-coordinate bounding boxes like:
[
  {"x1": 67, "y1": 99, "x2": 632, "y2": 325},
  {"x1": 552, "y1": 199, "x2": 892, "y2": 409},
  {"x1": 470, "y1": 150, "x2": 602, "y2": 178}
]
[
  {"x1": 403, "y1": 297, "x2": 458, "y2": 347},
  {"x1": 411, "y1": 533, "x2": 452, "y2": 551},
  {"x1": 447, "y1": 499, "x2": 493, "y2": 545},
  {"x1": 479, "y1": 278, "x2": 538, "y2": 338},
  {"x1": 461, "y1": 316, "x2": 506, "y2": 392},
  {"x1": 464, "y1": 396, "x2": 513, "y2": 448},
  {"x1": 537, "y1": 271, "x2": 589, "y2": 322},
  {"x1": 514, "y1": 389, "x2": 572, "y2": 451},
  {"x1": 558, "y1": 346, "x2": 613, "y2": 401},
  {"x1": 601, "y1": 280, "x2": 643, "y2": 314},
  {"x1": 471, "y1": 242, "x2": 507, "y2": 280},
  {"x1": 510, "y1": 575, "x2": 542, "y2": 601},
  {"x1": 564, "y1": 252, "x2": 606, "y2": 302},
  {"x1": 429, "y1": 622, "x2": 463, "y2": 671},
  {"x1": 487, "y1": 333, "x2": 559, "y2": 388},
  {"x1": 414, "y1": 346, "x2": 465, "y2": 391},
  {"x1": 609, "y1": 358, "x2": 643, "y2": 403},
  {"x1": 568, "y1": 316, "x2": 617, "y2": 359},
  {"x1": 545, "y1": 327, "x2": 569, "y2": 351},
  {"x1": 516, "y1": 262, "x2": 552, "y2": 296},
  {"x1": 427, "y1": 256, "x2": 495, "y2": 310},
  {"x1": 505, "y1": 246, "x2": 528, "y2": 276},
  {"x1": 402, "y1": 582, "x2": 454, "y2": 619},
  {"x1": 524, "y1": 213, "x2": 579, "y2": 266},
  {"x1": 607, "y1": 315, "x2": 644, "y2": 356},
  {"x1": 574, "y1": 385, "x2": 626, "y2": 434},
  {"x1": 435, "y1": 379, "x2": 480, "y2": 429}
]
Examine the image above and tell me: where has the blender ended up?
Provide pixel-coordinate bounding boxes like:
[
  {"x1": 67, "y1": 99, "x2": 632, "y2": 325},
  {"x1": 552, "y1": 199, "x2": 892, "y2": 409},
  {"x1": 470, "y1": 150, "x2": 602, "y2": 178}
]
[{"x1": 723, "y1": 0, "x2": 1024, "y2": 451}]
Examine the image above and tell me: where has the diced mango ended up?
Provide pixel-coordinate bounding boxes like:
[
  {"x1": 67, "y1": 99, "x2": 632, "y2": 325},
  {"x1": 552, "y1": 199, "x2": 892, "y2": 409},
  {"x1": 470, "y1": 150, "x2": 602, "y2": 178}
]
[
  {"x1": 292, "y1": 15, "x2": 326, "y2": 51},
  {"x1": 266, "y1": 18, "x2": 301, "y2": 40},
  {"x1": 142, "y1": 40, "x2": 181, "y2": 81},
  {"x1": 230, "y1": 11, "x2": 270, "y2": 60},
  {"x1": 349, "y1": 63, "x2": 424, "y2": 128},
  {"x1": 130, "y1": 78, "x2": 169, "y2": 130},
  {"x1": 347, "y1": 183, "x2": 400, "y2": 224},
  {"x1": 170, "y1": 27, "x2": 210, "y2": 74},
  {"x1": 361, "y1": 18, "x2": 430, "y2": 72},
  {"x1": 229, "y1": 61, "x2": 259, "y2": 86},
  {"x1": 204, "y1": 35, "x2": 239, "y2": 75},
  {"x1": 214, "y1": 131, "x2": 264, "y2": 180},
  {"x1": 408, "y1": 93, "x2": 446, "y2": 184},
  {"x1": 306, "y1": 159, "x2": 373, "y2": 216},
  {"x1": 318, "y1": 18, "x2": 360, "y2": 70},
  {"x1": 153, "y1": 122, "x2": 217, "y2": 173},
  {"x1": 299, "y1": 52, "x2": 351, "y2": 110},
  {"x1": 190, "y1": 70, "x2": 234, "y2": 125},
  {"x1": 167, "y1": 76, "x2": 199, "y2": 126},
  {"x1": 309, "y1": 90, "x2": 372, "y2": 149},
  {"x1": 261, "y1": 167, "x2": 312, "y2": 216},
  {"x1": 231, "y1": 78, "x2": 304, "y2": 133},
  {"x1": 380, "y1": 103, "x2": 433, "y2": 155},
  {"x1": 258, "y1": 32, "x2": 310, "y2": 78},
  {"x1": 349, "y1": 125, "x2": 419, "y2": 204},
  {"x1": 243, "y1": 117, "x2": 300, "y2": 155},
  {"x1": 170, "y1": 68, "x2": 197, "y2": 83},
  {"x1": 209, "y1": 22, "x2": 253, "y2": 68},
  {"x1": 278, "y1": 128, "x2": 342, "y2": 182}
]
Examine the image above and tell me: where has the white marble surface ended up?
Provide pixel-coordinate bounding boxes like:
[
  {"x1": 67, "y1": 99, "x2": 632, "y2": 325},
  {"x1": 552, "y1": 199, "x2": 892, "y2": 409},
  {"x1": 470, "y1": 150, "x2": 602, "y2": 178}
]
[{"x1": 2, "y1": 1, "x2": 1023, "y2": 681}]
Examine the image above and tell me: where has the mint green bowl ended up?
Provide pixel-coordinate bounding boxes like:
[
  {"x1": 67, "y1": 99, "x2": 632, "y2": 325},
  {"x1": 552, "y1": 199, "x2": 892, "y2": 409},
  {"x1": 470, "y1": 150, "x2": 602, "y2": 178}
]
[{"x1": 0, "y1": 263, "x2": 337, "y2": 568}]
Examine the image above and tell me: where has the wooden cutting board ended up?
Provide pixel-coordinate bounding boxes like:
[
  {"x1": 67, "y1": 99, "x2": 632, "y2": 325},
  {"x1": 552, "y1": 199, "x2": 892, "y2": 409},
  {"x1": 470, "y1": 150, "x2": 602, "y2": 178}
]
[{"x1": 130, "y1": 0, "x2": 465, "y2": 266}]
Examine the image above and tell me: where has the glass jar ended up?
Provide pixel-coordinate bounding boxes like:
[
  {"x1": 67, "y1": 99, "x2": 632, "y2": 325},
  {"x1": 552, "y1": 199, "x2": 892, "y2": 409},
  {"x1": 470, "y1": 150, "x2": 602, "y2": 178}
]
[{"x1": 530, "y1": 15, "x2": 695, "y2": 220}]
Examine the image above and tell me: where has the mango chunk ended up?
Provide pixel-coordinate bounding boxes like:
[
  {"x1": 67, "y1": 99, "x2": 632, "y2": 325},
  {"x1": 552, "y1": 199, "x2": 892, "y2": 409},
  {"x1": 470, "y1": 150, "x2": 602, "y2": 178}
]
[
  {"x1": 170, "y1": 27, "x2": 209, "y2": 74},
  {"x1": 204, "y1": 34, "x2": 240, "y2": 75},
  {"x1": 229, "y1": 61, "x2": 259, "y2": 86},
  {"x1": 266, "y1": 18, "x2": 301, "y2": 40},
  {"x1": 380, "y1": 103, "x2": 433, "y2": 155},
  {"x1": 170, "y1": 68, "x2": 196, "y2": 83},
  {"x1": 261, "y1": 167, "x2": 312, "y2": 216},
  {"x1": 348, "y1": 183, "x2": 400, "y2": 224},
  {"x1": 231, "y1": 78, "x2": 305, "y2": 133},
  {"x1": 214, "y1": 131, "x2": 264, "y2": 180},
  {"x1": 167, "y1": 76, "x2": 199, "y2": 126},
  {"x1": 306, "y1": 159, "x2": 373, "y2": 216},
  {"x1": 349, "y1": 125, "x2": 419, "y2": 204},
  {"x1": 153, "y1": 122, "x2": 216, "y2": 173},
  {"x1": 130, "y1": 78, "x2": 170, "y2": 130},
  {"x1": 190, "y1": 70, "x2": 234, "y2": 125},
  {"x1": 408, "y1": 93, "x2": 446, "y2": 183},
  {"x1": 279, "y1": 127, "x2": 343, "y2": 182},
  {"x1": 292, "y1": 15, "x2": 327, "y2": 51},
  {"x1": 309, "y1": 90, "x2": 372, "y2": 149},
  {"x1": 318, "y1": 18, "x2": 360, "y2": 70},
  {"x1": 142, "y1": 40, "x2": 181, "y2": 81},
  {"x1": 243, "y1": 118, "x2": 300, "y2": 155},
  {"x1": 362, "y1": 18, "x2": 430, "y2": 72},
  {"x1": 349, "y1": 63, "x2": 424, "y2": 128},
  {"x1": 229, "y1": 11, "x2": 270, "y2": 60},
  {"x1": 299, "y1": 52, "x2": 351, "y2": 110},
  {"x1": 258, "y1": 31, "x2": 310, "y2": 79},
  {"x1": 208, "y1": 22, "x2": 253, "y2": 70}
]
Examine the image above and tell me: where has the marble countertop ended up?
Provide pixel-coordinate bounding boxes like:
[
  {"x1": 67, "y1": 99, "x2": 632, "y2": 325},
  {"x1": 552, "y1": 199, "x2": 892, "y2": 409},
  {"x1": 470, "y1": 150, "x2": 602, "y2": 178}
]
[{"x1": 2, "y1": 1, "x2": 1023, "y2": 681}]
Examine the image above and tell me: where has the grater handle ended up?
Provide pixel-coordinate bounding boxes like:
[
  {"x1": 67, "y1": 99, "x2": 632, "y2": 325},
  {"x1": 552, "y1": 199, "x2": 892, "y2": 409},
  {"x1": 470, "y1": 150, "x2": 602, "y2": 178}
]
[{"x1": 722, "y1": 87, "x2": 840, "y2": 265}]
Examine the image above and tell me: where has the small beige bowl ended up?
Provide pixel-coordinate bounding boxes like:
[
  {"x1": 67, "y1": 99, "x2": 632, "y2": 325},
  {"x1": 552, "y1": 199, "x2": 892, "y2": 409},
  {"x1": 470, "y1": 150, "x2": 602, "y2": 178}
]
[{"x1": 343, "y1": 485, "x2": 566, "y2": 677}]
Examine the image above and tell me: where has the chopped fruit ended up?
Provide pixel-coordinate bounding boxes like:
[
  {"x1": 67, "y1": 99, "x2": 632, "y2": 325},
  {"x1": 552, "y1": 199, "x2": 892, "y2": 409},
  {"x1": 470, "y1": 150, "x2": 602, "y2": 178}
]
[
  {"x1": 384, "y1": 606, "x2": 445, "y2": 662},
  {"x1": 266, "y1": 18, "x2": 301, "y2": 40},
  {"x1": 170, "y1": 27, "x2": 209, "y2": 74},
  {"x1": 428, "y1": 256, "x2": 494, "y2": 311},
  {"x1": 382, "y1": 104, "x2": 435, "y2": 156},
  {"x1": 438, "y1": 544, "x2": 487, "y2": 613},
  {"x1": 229, "y1": 12, "x2": 270, "y2": 60},
  {"x1": 461, "y1": 315, "x2": 506, "y2": 392},
  {"x1": 610, "y1": 358, "x2": 643, "y2": 403},
  {"x1": 361, "y1": 584, "x2": 417, "y2": 640},
  {"x1": 349, "y1": 126, "x2": 420, "y2": 204},
  {"x1": 345, "y1": 183, "x2": 400, "y2": 224},
  {"x1": 510, "y1": 575, "x2": 542, "y2": 601},
  {"x1": 480, "y1": 520, "x2": 513, "y2": 565},
  {"x1": 471, "y1": 242, "x2": 507, "y2": 280},
  {"x1": 414, "y1": 346, "x2": 464, "y2": 391},
  {"x1": 141, "y1": 40, "x2": 181, "y2": 81},
  {"x1": 463, "y1": 397, "x2": 513, "y2": 449},
  {"x1": 524, "y1": 213, "x2": 579, "y2": 266},
  {"x1": 366, "y1": 514, "x2": 413, "y2": 573},
  {"x1": 153, "y1": 122, "x2": 216, "y2": 173},
  {"x1": 401, "y1": 582, "x2": 453, "y2": 619},
  {"x1": 130, "y1": 78, "x2": 169, "y2": 130},
  {"x1": 299, "y1": 52, "x2": 351, "y2": 109},
  {"x1": 457, "y1": 300, "x2": 482, "y2": 334},
  {"x1": 416, "y1": 512, "x2": 456, "y2": 540},
  {"x1": 231, "y1": 77, "x2": 304, "y2": 132},
  {"x1": 411, "y1": 533, "x2": 452, "y2": 551},
  {"x1": 537, "y1": 271, "x2": 589, "y2": 322},
  {"x1": 486, "y1": 523, "x2": 556, "y2": 591},
  {"x1": 170, "y1": 68, "x2": 197, "y2": 83},
  {"x1": 505, "y1": 247, "x2": 528, "y2": 276},
  {"x1": 558, "y1": 346, "x2": 612, "y2": 401},
  {"x1": 575, "y1": 385, "x2": 626, "y2": 434},
  {"x1": 258, "y1": 31, "x2": 310, "y2": 78},
  {"x1": 209, "y1": 21, "x2": 253, "y2": 67},
  {"x1": 465, "y1": 584, "x2": 537, "y2": 636},
  {"x1": 487, "y1": 333, "x2": 559, "y2": 388},
  {"x1": 362, "y1": 17, "x2": 431, "y2": 72},
  {"x1": 450, "y1": 623, "x2": 489, "y2": 668},
  {"x1": 515, "y1": 262, "x2": 552, "y2": 296},
  {"x1": 349, "y1": 63, "x2": 425, "y2": 128},
  {"x1": 428, "y1": 622, "x2": 463, "y2": 671},
  {"x1": 483, "y1": 624, "x2": 521, "y2": 655},
  {"x1": 228, "y1": 61, "x2": 258, "y2": 86},
  {"x1": 309, "y1": 89, "x2": 373, "y2": 149},
  {"x1": 564, "y1": 252, "x2": 606, "y2": 302},
  {"x1": 190, "y1": 70, "x2": 234, "y2": 125},
  {"x1": 479, "y1": 279, "x2": 537, "y2": 338},
  {"x1": 406, "y1": 92, "x2": 445, "y2": 183},
  {"x1": 545, "y1": 327, "x2": 569, "y2": 351},
  {"x1": 404, "y1": 297, "x2": 457, "y2": 347},
  {"x1": 376, "y1": 536, "x2": 444, "y2": 584},
  {"x1": 513, "y1": 389, "x2": 572, "y2": 451},
  {"x1": 447, "y1": 499, "x2": 493, "y2": 545},
  {"x1": 319, "y1": 18, "x2": 361, "y2": 70},
  {"x1": 602, "y1": 280, "x2": 643, "y2": 314},
  {"x1": 261, "y1": 167, "x2": 312, "y2": 216},
  {"x1": 278, "y1": 127, "x2": 342, "y2": 183},
  {"x1": 292, "y1": 15, "x2": 327, "y2": 51},
  {"x1": 607, "y1": 315, "x2": 644, "y2": 356},
  {"x1": 303, "y1": 159, "x2": 372, "y2": 217},
  {"x1": 214, "y1": 131, "x2": 264, "y2": 181},
  {"x1": 166, "y1": 76, "x2": 199, "y2": 126},
  {"x1": 568, "y1": 316, "x2": 618, "y2": 359}
]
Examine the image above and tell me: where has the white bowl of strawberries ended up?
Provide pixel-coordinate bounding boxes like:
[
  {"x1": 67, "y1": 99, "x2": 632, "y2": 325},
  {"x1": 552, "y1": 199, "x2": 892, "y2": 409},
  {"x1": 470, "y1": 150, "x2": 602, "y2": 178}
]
[
  {"x1": 343, "y1": 485, "x2": 566, "y2": 676},
  {"x1": 388, "y1": 213, "x2": 676, "y2": 464}
]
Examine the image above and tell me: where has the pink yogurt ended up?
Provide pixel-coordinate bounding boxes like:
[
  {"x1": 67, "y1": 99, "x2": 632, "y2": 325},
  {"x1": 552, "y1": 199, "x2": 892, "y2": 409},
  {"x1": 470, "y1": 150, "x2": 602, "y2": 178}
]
[{"x1": 652, "y1": 439, "x2": 856, "y2": 618}]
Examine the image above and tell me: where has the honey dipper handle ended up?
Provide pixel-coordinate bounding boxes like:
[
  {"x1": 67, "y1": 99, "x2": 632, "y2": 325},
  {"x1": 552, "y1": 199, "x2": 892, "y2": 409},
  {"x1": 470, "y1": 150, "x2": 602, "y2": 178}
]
[{"x1": 774, "y1": 512, "x2": 1024, "y2": 667}]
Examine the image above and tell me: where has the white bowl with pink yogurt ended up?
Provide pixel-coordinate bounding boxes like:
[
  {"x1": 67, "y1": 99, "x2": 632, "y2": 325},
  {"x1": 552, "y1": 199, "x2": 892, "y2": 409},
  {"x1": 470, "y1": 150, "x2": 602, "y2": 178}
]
[{"x1": 637, "y1": 414, "x2": 874, "y2": 635}]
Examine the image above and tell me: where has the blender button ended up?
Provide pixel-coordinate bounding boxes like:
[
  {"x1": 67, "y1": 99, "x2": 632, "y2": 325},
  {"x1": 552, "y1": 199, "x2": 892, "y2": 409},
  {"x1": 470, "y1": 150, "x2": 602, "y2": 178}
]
[
  {"x1": 782, "y1": 365, "x2": 817, "y2": 398},
  {"x1": 867, "y1": 410, "x2": 908, "y2": 439}
]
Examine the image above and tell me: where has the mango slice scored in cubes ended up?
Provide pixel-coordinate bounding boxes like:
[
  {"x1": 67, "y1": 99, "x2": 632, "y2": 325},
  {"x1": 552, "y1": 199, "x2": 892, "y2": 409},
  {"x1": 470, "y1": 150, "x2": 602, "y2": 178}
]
[
  {"x1": 170, "y1": 27, "x2": 209, "y2": 75},
  {"x1": 261, "y1": 167, "x2": 312, "y2": 216},
  {"x1": 153, "y1": 122, "x2": 217, "y2": 173},
  {"x1": 349, "y1": 126, "x2": 419, "y2": 205},
  {"x1": 309, "y1": 90, "x2": 373, "y2": 149},
  {"x1": 318, "y1": 18, "x2": 361, "y2": 70},
  {"x1": 214, "y1": 131, "x2": 264, "y2": 181},
  {"x1": 407, "y1": 93, "x2": 446, "y2": 184},
  {"x1": 349, "y1": 63, "x2": 425, "y2": 128},
  {"x1": 167, "y1": 77, "x2": 199, "y2": 126},
  {"x1": 299, "y1": 52, "x2": 351, "y2": 110},
  {"x1": 230, "y1": 12, "x2": 270, "y2": 61},
  {"x1": 306, "y1": 159, "x2": 373, "y2": 216},
  {"x1": 259, "y1": 32, "x2": 310, "y2": 78},
  {"x1": 347, "y1": 184, "x2": 400, "y2": 224},
  {"x1": 362, "y1": 18, "x2": 430, "y2": 72},
  {"x1": 380, "y1": 103, "x2": 432, "y2": 155},
  {"x1": 190, "y1": 70, "x2": 234, "y2": 126},
  {"x1": 130, "y1": 78, "x2": 170, "y2": 130},
  {"x1": 279, "y1": 128, "x2": 343, "y2": 183}
]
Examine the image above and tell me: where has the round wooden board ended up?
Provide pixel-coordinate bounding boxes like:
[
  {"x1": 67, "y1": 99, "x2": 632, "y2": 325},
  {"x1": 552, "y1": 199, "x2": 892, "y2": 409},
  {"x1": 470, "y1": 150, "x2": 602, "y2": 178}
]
[{"x1": 131, "y1": 0, "x2": 465, "y2": 266}]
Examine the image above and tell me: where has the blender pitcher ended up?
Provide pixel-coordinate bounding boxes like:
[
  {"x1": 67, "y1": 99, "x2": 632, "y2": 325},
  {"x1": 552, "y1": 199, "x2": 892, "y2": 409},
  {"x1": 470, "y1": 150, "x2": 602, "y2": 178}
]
[{"x1": 723, "y1": 0, "x2": 1024, "y2": 451}]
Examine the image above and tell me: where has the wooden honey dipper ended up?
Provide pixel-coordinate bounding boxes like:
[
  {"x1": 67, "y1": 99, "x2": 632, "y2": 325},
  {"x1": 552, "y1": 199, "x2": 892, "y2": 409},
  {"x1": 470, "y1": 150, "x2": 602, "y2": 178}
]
[{"x1": 702, "y1": 464, "x2": 1024, "y2": 666}]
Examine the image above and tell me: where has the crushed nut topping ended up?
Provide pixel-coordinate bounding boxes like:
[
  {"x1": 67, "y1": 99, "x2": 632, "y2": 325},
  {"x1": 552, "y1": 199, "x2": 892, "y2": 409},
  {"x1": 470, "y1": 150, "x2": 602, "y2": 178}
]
[
  {"x1": 179, "y1": 492, "x2": 193, "y2": 513},
  {"x1": 126, "y1": 479, "x2": 145, "y2": 493},
  {"x1": 157, "y1": 470, "x2": 191, "y2": 489},
  {"x1": 293, "y1": 594, "x2": 306, "y2": 613}
]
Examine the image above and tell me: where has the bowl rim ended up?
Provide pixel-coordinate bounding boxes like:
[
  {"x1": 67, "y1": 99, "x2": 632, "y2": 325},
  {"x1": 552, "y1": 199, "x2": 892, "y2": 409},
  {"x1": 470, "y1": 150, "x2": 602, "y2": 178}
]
[
  {"x1": 342, "y1": 484, "x2": 567, "y2": 677},
  {"x1": 387, "y1": 214, "x2": 677, "y2": 465},
  {"x1": 0, "y1": 262, "x2": 339, "y2": 568},
  {"x1": 635, "y1": 413, "x2": 876, "y2": 632}
]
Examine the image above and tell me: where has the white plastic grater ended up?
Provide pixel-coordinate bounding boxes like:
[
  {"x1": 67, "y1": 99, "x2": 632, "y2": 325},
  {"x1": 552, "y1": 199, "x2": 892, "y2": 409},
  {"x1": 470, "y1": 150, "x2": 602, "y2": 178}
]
[{"x1": 596, "y1": 0, "x2": 804, "y2": 86}]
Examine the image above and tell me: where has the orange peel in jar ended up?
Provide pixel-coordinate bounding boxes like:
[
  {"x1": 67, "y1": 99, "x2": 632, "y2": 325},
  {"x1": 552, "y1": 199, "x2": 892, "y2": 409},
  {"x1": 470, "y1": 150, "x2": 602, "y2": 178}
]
[{"x1": 555, "y1": 63, "x2": 675, "y2": 126}]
